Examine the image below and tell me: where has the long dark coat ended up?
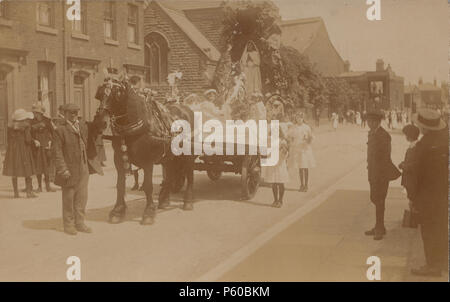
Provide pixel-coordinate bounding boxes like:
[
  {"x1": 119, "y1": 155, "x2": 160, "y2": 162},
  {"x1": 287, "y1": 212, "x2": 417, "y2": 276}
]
[
  {"x1": 2, "y1": 125, "x2": 37, "y2": 177},
  {"x1": 30, "y1": 117, "x2": 54, "y2": 175},
  {"x1": 399, "y1": 143, "x2": 420, "y2": 201},
  {"x1": 53, "y1": 119, "x2": 103, "y2": 187},
  {"x1": 367, "y1": 126, "x2": 401, "y2": 183},
  {"x1": 410, "y1": 128, "x2": 449, "y2": 223}
]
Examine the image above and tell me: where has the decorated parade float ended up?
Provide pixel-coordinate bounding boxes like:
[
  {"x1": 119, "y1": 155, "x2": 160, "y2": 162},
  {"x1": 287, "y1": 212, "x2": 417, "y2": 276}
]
[{"x1": 95, "y1": 1, "x2": 334, "y2": 215}]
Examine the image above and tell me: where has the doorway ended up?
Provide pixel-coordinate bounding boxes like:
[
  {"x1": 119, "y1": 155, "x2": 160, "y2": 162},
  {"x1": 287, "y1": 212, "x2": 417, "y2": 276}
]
[{"x1": 73, "y1": 72, "x2": 89, "y2": 119}]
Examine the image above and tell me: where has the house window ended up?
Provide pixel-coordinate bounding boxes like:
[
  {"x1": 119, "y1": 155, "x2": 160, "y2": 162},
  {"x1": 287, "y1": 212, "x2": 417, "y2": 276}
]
[
  {"x1": 72, "y1": 0, "x2": 87, "y2": 34},
  {"x1": 127, "y1": 4, "x2": 138, "y2": 44},
  {"x1": 37, "y1": 62, "x2": 56, "y2": 117},
  {"x1": 37, "y1": 2, "x2": 54, "y2": 27},
  {"x1": 144, "y1": 33, "x2": 169, "y2": 84},
  {"x1": 104, "y1": 1, "x2": 116, "y2": 39}
]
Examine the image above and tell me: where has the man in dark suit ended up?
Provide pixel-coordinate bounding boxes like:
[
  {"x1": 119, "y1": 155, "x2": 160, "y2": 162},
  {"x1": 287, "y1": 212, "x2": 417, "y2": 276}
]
[
  {"x1": 365, "y1": 109, "x2": 401, "y2": 240},
  {"x1": 53, "y1": 103, "x2": 104, "y2": 235},
  {"x1": 410, "y1": 109, "x2": 448, "y2": 277}
]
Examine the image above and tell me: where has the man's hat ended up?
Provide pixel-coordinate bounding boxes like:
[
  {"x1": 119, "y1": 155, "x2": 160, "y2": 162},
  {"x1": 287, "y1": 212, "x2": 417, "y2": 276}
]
[
  {"x1": 58, "y1": 104, "x2": 66, "y2": 111},
  {"x1": 412, "y1": 108, "x2": 446, "y2": 131},
  {"x1": 63, "y1": 103, "x2": 80, "y2": 112},
  {"x1": 366, "y1": 108, "x2": 384, "y2": 120},
  {"x1": 32, "y1": 102, "x2": 46, "y2": 114},
  {"x1": 12, "y1": 109, "x2": 34, "y2": 121}
]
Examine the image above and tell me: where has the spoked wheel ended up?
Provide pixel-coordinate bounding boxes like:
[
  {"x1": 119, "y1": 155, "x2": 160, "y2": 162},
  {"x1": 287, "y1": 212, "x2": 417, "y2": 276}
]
[
  {"x1": 240, "y1": 155, "x2": 261, "y2": 200},
  {"x1": 207, "y1": 169, "x2": 222, "y2": 181}
]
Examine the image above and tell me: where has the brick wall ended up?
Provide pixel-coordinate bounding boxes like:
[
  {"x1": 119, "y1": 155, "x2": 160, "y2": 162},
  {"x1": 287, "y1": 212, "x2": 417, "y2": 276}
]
[
  {"x1": 0, "y1": 0, "x2": 144, "y2": 120},
  {"x1": 144, "y1": 2, "x2": 215, "y2": 98}
]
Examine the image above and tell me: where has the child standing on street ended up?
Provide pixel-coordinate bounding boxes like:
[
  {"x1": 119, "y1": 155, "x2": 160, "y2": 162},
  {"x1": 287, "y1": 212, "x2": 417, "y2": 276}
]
[
  {"x1": 2, "y1": 109, "x2": 37, "y2": 198},
  {"x1": 262, "y1": 98, "x2": 290, "y2": 208},
  {"x1": 399, "y1": 124, "x2": 421, "y2": 215},
  {"x1": 31, "y1": 102, "x2": 56, "y2": 192},
  {"x1": 288, "y1": 112, "x2": 316, "y2": 192}
]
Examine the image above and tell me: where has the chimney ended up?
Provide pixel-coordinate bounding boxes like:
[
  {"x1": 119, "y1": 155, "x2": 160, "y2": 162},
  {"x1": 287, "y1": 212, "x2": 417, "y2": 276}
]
[
  {"x1": 344, "y1": 60, "x2": 350, "y2": 72},
  {"x1": 433, "y1": 78, "x2": 437, "y2": 86},
  {"x1": 418, "y1": 77, "x2": 423, "y2": 85},
  {"x1": 376, "y1": 59, "x2": 384, "y2": 72}
]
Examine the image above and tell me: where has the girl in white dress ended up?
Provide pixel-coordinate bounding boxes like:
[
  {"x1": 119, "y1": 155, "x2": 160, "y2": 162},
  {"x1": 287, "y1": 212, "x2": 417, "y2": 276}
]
[
  {"x1": 288, "y1": 112, "x2": 316, "y2": 192},
  {"x1": 262, "y1": 99, "x2": 290, "y2": 208}
]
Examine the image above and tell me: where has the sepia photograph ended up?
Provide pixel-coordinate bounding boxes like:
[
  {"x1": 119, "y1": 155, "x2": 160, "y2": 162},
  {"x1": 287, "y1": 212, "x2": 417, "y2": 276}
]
[{"x1": 0, "y1": 0, "x2": 448, "y2": 284}]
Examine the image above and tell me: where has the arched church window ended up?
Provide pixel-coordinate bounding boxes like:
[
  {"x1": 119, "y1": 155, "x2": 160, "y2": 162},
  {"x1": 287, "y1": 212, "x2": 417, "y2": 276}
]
[{"x1": 144, "y1": 32, "x2": 169, "y2": 85}]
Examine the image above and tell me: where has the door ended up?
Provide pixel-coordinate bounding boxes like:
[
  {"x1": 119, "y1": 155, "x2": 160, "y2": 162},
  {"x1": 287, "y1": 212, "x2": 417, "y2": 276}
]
[
  {"x1": 0, "y1": 73, "x2": 7, "y2": 149},
  {"x1": 73, "y1": 74, "x2": 86, "y2": 119}
]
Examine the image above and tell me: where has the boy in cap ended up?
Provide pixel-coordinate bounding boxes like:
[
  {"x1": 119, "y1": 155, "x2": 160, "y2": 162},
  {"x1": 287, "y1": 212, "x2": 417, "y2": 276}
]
[{"x1": 365, "y1": 108, "x2": 401, "y2": 240}]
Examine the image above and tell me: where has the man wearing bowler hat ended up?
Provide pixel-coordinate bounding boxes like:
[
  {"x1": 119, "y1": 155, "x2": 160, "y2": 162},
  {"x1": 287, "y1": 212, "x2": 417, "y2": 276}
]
[
  {"x1": 53, "y1": 103, "x2": 103, "y2": 235},
  {"x1": 365, "y1": 108, "x2": 401, "y2": 240},
  {"x1": 410, "y1": 108, "x2": 448, "y2": 277}
]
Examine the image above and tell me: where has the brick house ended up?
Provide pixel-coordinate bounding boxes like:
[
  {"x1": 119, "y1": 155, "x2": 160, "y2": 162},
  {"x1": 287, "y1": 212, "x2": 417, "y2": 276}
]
[
  {"x1": 338, "y1": 59, "x2": 404, "y2": 111},
  {"x1": 142, "y1": 0, "x2": 223, "y2": 98},
  {"x1": 0, "y1": 0, "x2": 146, "y2": 148},
  {"x1": 142, "y1": 2, "x2": 348, "y2": 98}
]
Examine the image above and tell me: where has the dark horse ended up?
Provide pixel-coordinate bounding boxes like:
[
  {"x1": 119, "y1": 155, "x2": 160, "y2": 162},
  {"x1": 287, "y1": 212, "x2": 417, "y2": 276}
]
[{"x1": 95, "y1": 76, "x2": 195, "y2": 225}]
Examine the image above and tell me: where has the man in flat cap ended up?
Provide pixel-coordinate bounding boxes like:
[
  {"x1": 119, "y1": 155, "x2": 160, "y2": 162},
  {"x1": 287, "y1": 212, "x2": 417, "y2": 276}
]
[
  {"x1": 53, "y1": 103, "x2": 104, "y2": 235},
  {"x1": 410, "y1": 108, "x2": 448, "y2": 277},
  {"x1": 365, "y1": 108, "x2": 401, "y2": 240}
]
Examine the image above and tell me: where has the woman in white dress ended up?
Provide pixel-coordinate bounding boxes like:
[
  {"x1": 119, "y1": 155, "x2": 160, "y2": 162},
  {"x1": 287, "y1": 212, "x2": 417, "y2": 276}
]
[
  {"x1": 331, "y1": 112, "x2": 338, "y2": 131},
  {"x1": 356, "y1": 111, "x2": 362, "y2": 126},
  {"x1": 391, "y1": 110, "x2": 398, "y2": 129},
  {"x1": 288, "y1": 112, "x2": 316, "y2": 192}
]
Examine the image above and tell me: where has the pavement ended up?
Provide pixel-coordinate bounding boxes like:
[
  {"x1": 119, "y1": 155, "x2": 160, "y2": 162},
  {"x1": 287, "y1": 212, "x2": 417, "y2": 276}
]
[
  {"x1": 0, "y1": 122, "x2": 446, "y2": 282},
  {"x1": 216, "y1": 163, "x2": 448, "y2": 282}
]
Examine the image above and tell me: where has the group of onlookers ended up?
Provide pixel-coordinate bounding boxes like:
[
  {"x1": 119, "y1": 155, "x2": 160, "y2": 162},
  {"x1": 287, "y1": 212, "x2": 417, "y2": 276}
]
[
  {"x1": 2, "y1": 103, "x2": 57, "y2": 198},
  {"x1": 365, "y1": 107, "x2": 448, "y2": 277},
  {"x1": 2, "y1": 102, "x2": 106, "y2": 235}
]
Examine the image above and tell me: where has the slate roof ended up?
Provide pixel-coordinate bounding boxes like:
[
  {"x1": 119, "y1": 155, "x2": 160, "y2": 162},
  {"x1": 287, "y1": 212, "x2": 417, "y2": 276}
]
[
  {"x1": 154, "y1": 1, "x2": 222, "y2": 62},
  {"x1": 281, "y1": 17, "x2": 324, "y2": 53}
]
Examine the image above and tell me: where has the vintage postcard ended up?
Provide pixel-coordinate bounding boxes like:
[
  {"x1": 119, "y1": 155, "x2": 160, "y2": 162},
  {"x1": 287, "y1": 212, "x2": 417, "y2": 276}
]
[{"x1": 0, "y1": 0, "x2": 448, "y2": 285}]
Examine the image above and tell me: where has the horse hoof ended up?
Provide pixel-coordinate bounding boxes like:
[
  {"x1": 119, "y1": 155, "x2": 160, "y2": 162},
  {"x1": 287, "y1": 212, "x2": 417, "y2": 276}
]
[
  {"x1": 158, "y1": 201, "x2": 170, "y2": 209},
  {"x1": 141, "y1": 216, "x2": 154, "y2": 225},
  {"x1": 109, "y1": 215, "x2": 124, "y2": 224},
  {"x1": 183, "y1": 202, "x2": 194, "y2": 211}
]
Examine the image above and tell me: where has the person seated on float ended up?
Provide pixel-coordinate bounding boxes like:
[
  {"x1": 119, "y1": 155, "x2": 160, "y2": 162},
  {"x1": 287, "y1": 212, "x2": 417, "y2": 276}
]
[
  {"x1": 202, "y1": 89, "x2": 223, "y2": 119},
  {"x1": 249, "y1": 91, "x2": 267, "y2": 121}
]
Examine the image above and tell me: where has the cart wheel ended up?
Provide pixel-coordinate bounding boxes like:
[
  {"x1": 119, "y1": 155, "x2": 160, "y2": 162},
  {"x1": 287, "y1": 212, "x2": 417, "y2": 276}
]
[
  {"x1": 241, "y1": 155, "x2": 261, "y2": 200},
  {"x1": 171, "y1": 174, "x2": 186, "y2": 193},
  {"x1": 207, "y1": 169, "x2": 222, "y2": 181}
]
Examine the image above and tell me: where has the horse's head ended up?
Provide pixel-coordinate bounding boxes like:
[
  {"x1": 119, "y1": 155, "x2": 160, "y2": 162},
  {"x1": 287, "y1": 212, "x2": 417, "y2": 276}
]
[{"x1": 95, "y1": 72, "x2": 130, "y2": 118}]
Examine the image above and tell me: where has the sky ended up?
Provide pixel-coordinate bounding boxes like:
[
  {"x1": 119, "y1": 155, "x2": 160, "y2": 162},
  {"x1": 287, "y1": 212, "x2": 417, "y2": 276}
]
[{"x1": 273, "y1": 0, "x2": 449, "y2": 84}]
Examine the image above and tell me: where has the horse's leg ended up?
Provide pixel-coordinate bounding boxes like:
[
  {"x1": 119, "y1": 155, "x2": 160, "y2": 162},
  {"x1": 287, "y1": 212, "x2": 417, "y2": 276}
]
[
  {"x1": 183, "y1": 157, "x2": 194, "y2": 211},
  {"x1": 109, "y1": 148, "x2": 127, "y2": 224},
  {"x1": 158, "y1": 163, "x2": 171, "y2": 209},
  {"x1": 141, "y1": 163, "x2": 156, "y2": 225}
]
